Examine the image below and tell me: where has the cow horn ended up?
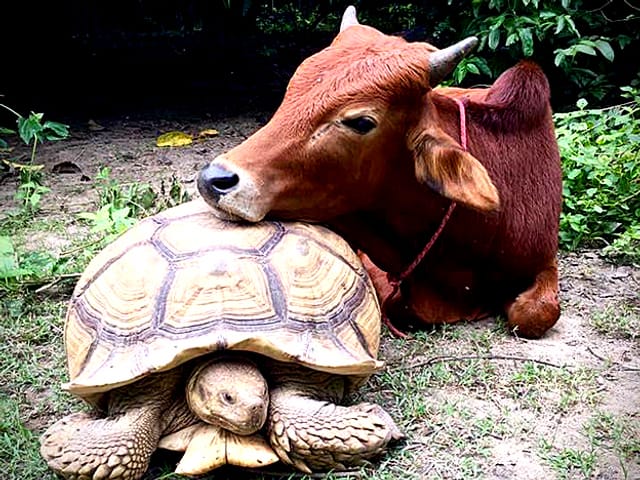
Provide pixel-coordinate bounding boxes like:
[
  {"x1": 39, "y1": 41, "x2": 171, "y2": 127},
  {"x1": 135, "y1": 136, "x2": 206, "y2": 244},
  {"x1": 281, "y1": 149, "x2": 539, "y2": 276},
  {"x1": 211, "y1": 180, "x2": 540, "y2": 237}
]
[
  {"x1": 340, "y1": 5, "x2": 359, "y2": 32},
  {"x1": 429, "y1": 37, "x2": 479, "y2": 87}
]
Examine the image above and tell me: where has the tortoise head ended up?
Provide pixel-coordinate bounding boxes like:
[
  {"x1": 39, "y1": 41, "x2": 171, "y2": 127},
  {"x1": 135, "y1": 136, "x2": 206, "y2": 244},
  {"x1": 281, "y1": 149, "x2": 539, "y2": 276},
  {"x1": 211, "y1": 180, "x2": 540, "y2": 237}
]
[{"x1": 186, "y1": 355, "x2": 269, "y2": 435}]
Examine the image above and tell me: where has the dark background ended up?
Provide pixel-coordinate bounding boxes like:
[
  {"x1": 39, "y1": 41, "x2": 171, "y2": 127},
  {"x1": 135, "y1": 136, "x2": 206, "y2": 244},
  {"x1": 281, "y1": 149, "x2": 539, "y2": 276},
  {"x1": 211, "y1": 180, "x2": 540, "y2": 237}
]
[
  {"x1": 2, "y1": 1, "x2": 335, "y2": 121},
  {"x1": 2, "y1": 1, "x2": 638, "y2": 124}
]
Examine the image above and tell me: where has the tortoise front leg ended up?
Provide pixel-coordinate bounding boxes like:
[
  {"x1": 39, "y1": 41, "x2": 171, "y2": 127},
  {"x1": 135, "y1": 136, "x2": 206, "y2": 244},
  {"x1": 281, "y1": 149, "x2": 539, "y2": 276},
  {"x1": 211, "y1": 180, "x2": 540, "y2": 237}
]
[
  {"x1": 267, "y1": 386, "x2": 404, "y2": 473},
  {"x1": 40, "y1": 407, "x2": 163, "y2": 480},
  {"x1": 40, "y1": 371, "x2": 187, "y2": 480}
]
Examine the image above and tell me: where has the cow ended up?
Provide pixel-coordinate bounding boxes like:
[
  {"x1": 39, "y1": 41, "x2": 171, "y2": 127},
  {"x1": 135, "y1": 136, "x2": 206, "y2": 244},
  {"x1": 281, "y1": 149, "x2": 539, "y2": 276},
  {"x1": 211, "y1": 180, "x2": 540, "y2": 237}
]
[{"x1": 197, "y1": 6, "x2": 563, "y2": 339}]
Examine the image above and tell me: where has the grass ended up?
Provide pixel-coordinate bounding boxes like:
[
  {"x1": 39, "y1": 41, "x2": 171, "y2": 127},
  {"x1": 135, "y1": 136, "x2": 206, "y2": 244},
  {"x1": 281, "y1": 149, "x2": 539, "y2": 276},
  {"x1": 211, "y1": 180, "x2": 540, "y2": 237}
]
[
  {"x1": 586, "y1": 412, "x2": 640, "y2": 478},
  {"x1": 0, "y1": 293, "x2": 73, "y2": 480},
  {"x1": 538, "y1": 439, "x2": 597, "y2": 480},
  {"x1": 0, "y1": 396, "x2": 60, "y2": 480},
  {"x1": 590, "y1": 304, "x2": 640, "y2": 340},
  {"x1": 537, "y1": 410, "x2": 640, "y2": 480}
]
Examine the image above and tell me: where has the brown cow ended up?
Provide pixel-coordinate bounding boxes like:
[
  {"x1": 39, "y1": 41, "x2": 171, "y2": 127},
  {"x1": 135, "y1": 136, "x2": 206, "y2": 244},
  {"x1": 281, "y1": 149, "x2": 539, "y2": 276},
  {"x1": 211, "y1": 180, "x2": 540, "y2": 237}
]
[{"x1": 197, "y1": 6, "x2": 563, "y2": 339}]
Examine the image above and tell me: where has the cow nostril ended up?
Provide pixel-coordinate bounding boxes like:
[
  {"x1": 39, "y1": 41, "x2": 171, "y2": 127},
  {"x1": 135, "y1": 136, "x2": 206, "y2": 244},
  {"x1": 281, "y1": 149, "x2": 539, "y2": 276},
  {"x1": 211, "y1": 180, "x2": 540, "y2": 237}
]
[
  {"x1": 212, "y1": 173, "x2": 239, "y2": 191},
  {"x1": 198, "y1": 163, "x2": 240, "y2": 198}
]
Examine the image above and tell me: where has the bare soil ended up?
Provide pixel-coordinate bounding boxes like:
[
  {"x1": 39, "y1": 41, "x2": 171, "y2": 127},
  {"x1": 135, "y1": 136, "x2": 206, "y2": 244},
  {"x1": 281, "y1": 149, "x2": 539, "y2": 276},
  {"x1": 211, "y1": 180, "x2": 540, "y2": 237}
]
[{"x1": 2, "y1": 111, "x2": 639, "y2": 480}]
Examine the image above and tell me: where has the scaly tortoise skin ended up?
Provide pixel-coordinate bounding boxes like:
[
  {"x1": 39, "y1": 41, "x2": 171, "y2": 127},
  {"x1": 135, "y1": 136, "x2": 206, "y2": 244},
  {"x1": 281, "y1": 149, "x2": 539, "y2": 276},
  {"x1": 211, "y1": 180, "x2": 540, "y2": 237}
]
[{"x1": 40, "y1": 199, "x2": 402, "y2": 479}]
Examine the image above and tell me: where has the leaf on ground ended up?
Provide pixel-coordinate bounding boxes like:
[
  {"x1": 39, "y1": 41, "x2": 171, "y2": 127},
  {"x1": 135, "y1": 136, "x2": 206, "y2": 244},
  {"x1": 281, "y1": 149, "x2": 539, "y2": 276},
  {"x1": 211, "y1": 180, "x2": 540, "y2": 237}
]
[
  {"x1": 198, "y1": 128, "x2": 219, "y2": 138},
  {"x1": 1, "y1": 160, "x2": 45, "y2": 172},
  {"x1": 156, "y1": 131, "x2": 193, "y2": 147},
  {"x1": 87, "y1": 119, "x2": 105, "y2": 131}
]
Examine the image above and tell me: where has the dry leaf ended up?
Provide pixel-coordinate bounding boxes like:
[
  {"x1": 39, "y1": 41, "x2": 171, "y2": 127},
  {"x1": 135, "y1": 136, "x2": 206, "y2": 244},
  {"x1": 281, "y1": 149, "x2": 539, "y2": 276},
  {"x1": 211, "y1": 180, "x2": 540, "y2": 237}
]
[
  {"x1": 157, "y1": 131, "x2": 193, "y2": 147},
  {"x1": 198, "y1": 129, "x2": 219, "y2": 138},
  {"x1": 87, "y1": 119, "x2": 105, "y2": 131}
]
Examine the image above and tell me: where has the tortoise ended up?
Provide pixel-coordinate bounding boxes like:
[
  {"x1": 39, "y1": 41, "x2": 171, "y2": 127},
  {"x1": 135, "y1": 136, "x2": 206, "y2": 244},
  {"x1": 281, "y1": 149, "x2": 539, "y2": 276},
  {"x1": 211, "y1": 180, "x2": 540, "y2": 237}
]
[{"x1": 40, "y1": 199, "x2": 403, "y2": 479}]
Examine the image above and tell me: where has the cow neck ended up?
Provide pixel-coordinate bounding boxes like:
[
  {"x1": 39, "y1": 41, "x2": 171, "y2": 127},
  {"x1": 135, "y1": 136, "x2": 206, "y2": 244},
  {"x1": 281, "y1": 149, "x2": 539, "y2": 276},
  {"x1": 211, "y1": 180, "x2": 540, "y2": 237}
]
[{"x1": 382, "y1": 96, "x2": 468, "y2": 338}]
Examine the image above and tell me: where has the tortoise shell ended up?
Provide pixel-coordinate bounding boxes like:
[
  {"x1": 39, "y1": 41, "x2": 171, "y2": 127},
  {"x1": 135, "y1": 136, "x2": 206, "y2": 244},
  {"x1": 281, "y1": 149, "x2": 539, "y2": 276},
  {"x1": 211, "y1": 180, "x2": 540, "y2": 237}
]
[{"x1": 64, "y1": 199, "x2": 382, "y2": 400}]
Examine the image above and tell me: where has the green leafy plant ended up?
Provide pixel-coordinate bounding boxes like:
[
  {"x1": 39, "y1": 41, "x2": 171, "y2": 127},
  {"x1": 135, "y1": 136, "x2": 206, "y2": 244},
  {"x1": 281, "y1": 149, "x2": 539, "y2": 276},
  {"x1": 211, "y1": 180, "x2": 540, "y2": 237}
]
[
  {"x1": 11, "y1": 162, "x2": 50, "y2": 213},
  {"x1": 0, "y1": 105, "x2": 69, "y2": 214},
  {"x1": 76, "y1": 204, "x2": 138, "y2": 244},
  {"x1": 0, "y1": 106, "x2": 69, "y2": 164},
  {"x1": 555, "y1": 87, "x2": 640, "y2": 261},
  {"x1": 0, "y1": 235, "x2": 69, "y2": 290},
  {"x1": 451, "y1": 56, "x2": 492, "y2": 84},
  {"x1": 440, "y1": 0, "x2": 633, "y2": 106},
  {"x1": 93, "y1": 166, "x2": 157, "y2": 218},
  {"x1": 78, "y1": 167, "x2": 191, "y2": 244}
]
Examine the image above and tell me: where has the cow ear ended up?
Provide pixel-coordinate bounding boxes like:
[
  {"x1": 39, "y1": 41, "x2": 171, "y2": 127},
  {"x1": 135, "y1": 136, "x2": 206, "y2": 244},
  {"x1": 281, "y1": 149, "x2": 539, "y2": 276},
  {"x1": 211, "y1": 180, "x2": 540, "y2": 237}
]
[{"x1": 410, "y1": 126, "x2": 500, "y2": 211}]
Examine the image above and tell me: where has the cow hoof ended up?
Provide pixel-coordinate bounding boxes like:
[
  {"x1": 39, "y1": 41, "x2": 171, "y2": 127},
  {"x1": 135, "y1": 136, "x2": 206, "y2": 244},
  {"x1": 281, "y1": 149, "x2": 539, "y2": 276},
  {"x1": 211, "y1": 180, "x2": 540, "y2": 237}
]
[{"x1": 506, "y1": 291, "x2": 560, "y2": 339}]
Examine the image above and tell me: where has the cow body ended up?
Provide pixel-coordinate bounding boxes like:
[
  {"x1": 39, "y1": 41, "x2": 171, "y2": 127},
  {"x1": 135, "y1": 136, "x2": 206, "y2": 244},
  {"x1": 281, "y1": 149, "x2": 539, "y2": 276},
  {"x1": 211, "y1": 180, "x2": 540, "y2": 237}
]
[{"x1": 198, "y1": 9, "x2": 563, "y2": 338}]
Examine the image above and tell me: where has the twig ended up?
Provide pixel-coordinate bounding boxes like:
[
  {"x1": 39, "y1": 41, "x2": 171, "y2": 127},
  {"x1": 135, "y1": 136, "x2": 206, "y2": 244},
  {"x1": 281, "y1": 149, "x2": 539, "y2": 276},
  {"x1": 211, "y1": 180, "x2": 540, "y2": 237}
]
[
  {"x1": 60, "y1": 238, "x2": 103, "y2": 257},
  {"x1": 33, "y1": 273, "x2": 81, "y2": 293},
  {"x1": 586, "y1": 0, "x2": 613, "y2": 13},
  {"x1": 391, "y1": 354, "x2": 565, "y2": 372},
  {"x1": 586, "y1": 345, "x2": 640, "y2": 371},
  {"x1": 586, "y1": 345, "x2": 609, "y2": 363},
  {"x1": 624, "y1": 0, "x2": 640, "y2": 12}
]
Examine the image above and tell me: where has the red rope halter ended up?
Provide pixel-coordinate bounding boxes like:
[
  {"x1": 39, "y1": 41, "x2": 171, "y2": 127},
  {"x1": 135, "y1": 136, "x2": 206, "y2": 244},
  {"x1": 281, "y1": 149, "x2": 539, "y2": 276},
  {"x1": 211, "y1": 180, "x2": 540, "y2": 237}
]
[{"x1": 381, "y1": 97, "x2": 468, "y2": 337}]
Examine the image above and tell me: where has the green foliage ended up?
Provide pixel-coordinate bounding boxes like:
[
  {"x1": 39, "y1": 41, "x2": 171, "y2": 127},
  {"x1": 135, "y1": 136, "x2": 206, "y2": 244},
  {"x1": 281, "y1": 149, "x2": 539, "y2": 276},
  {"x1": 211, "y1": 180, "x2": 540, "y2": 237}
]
[
  {"x1": 0, "y1": 168, "x2": 191, "y2": 292},
  {"x1": 0, "y1": 127, "x2": 13, "y2": 149},
  {"x1": 538, "y1": 438, "x2": 597, "y2": 479},
  {"x1": 556, "y1": 88, "x2": 640, "y2": 261},
  {"x1": 77, "y1": 166, "x2": 154, "y2": 242},
  {"x1": 0, "y1": 105, "x2": 69, "y2": 215},
  {"x1": 0, "y1": 236, "x2": 70, "y2": 291},
  {"x1": 12, "y1": 162, "x2": 50, "y2": 214},
  {"x1": 256, "y1": 2, "x2": 341, "y2": 34},
  {"x1": 447, "y1": 0, "x2": 622, "y2": 101},
  {"x1": 0, "y1": 106, "x2": 69, "y2": 163},
  {"x1": 451, "y1": 56, "x2": 492, "y2": 85},
  {"x1": 78, "y1": 166, "x2": 190, "y2": 245},
  {"x1": 16, "y1": 112, "x2": 69, "y2": 154},
  {"x1": 76, "y1": 205, "x2": 138, "y2": 243}
]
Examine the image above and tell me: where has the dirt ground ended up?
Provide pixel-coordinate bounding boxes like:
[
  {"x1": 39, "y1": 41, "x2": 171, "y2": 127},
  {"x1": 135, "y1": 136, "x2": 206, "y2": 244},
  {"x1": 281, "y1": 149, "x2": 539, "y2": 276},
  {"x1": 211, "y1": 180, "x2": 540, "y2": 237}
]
[{"x1": 2, "y1": 109, "x2": 639, "y2": 479}]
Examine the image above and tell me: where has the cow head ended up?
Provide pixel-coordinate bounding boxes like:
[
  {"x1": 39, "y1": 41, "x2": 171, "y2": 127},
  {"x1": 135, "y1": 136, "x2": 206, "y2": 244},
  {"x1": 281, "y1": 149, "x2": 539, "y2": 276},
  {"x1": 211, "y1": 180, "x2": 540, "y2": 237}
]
[{"x1": 198, "y1": 6, "x2": 499, "y2": 222}]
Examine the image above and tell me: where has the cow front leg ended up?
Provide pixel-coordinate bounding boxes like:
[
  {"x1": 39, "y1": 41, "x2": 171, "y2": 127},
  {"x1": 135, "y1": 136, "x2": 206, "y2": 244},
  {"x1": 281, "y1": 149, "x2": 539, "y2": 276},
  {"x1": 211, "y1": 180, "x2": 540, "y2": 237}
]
[
  {"x1": 361, "y1": 256, "x2": 488, "y2": 333},
  {"x1": 403, "y1": 279, "x2": 488, "y2": 326},
  {"x1": 383, "y1": 266, "x2": 488, "y2": 333},
  {"x1": 505, "y1": 258, "x2": 560, "y2": 339}
]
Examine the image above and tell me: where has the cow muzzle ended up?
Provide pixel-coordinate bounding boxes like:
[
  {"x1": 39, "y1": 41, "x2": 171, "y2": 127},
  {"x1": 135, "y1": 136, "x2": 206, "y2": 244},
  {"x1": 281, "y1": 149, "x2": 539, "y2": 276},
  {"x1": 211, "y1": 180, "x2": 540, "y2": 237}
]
[{"x1": 197, "y1": 159, "x2": 268, "y2": 222}]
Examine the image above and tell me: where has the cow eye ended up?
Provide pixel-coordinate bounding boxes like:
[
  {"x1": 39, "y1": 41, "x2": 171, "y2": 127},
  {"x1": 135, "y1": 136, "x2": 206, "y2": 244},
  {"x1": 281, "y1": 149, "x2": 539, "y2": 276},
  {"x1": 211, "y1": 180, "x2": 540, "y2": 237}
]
[{"x1": 341, "y1": 116, "x2": 377, "y2": 134}]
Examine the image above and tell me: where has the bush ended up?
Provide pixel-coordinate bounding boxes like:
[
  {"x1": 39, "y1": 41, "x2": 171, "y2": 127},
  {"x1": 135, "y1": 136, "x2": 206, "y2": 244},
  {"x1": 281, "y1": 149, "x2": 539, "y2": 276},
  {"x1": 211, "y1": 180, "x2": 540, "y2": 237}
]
[{"x1": 555, "y1": 88, "x2": 640, "y2": 262}]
